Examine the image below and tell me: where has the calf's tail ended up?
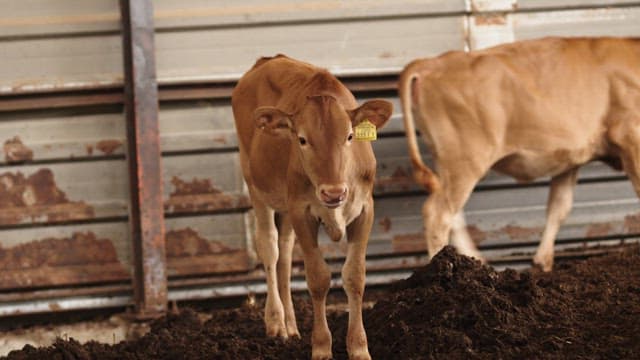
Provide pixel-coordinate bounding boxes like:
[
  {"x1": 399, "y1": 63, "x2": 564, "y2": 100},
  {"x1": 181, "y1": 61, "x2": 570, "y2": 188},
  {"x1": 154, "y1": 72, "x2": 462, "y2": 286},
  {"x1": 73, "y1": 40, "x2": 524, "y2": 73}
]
[{"x1": 398, "y1": 67, "x2": 441, "y2": 193}]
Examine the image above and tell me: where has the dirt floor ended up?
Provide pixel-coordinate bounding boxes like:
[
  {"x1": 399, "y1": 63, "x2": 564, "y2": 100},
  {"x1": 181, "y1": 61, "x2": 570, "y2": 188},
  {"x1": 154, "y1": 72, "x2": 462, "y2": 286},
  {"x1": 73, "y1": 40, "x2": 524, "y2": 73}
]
[{"x1": 3, "y1": 243, "x2": 640, "y2": 360}]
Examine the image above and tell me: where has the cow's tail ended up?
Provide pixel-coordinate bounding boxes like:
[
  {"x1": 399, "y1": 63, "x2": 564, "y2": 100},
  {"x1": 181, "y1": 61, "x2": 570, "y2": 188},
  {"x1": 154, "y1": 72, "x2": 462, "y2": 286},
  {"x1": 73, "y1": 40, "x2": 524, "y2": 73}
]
[{"x1": 399, "y1": 65, "x2": 440, "y2": 194}]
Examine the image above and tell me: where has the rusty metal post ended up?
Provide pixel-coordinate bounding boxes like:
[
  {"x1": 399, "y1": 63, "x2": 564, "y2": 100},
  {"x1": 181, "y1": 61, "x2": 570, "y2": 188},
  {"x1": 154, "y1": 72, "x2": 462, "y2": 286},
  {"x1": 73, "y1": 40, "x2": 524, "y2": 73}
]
[{"x1": 120, "y1": 0, "x2": 167, "y2": 317}]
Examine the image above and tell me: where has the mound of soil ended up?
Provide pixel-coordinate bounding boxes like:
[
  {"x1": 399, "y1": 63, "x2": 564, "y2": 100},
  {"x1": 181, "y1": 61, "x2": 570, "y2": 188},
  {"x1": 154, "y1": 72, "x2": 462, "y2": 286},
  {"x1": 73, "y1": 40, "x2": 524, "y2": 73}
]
[{"x1": 4, "y1": 244, "x2": 640, "y2": 360}]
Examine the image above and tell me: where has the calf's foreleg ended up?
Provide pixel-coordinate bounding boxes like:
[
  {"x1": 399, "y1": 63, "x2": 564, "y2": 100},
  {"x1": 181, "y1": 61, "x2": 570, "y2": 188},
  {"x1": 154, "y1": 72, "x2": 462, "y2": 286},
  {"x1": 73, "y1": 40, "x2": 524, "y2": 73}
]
[
  {"x1": 276, "y1": 213, "x2": 300, "y2": 337},
  {"x1": 292, "y1": 214, "x2": 332, "y2": 360},
  {"x1": 343, "y1": 206, "x2": 374, "y2": 360},
  {"x1": 253, "y1": 201, "x2": 287, "y2": 337}
]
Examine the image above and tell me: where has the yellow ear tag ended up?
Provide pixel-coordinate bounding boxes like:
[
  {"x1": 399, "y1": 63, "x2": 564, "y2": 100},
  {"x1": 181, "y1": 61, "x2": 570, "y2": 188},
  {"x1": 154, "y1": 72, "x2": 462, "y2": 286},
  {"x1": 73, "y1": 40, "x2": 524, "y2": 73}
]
[{"x1": 354, "y1": 119, "x2": 377, "y2": 141}]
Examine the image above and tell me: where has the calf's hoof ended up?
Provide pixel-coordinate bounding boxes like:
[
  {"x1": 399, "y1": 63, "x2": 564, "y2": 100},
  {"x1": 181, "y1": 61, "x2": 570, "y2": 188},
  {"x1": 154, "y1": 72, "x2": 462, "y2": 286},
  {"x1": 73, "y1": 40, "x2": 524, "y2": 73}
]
[
  {"x1": 286, "y1": 323, "x2": 300, "y2": 339},
  {"x1": 348, "y1": 348, "x2": 371, "y2": 360},
  {"x1": 311, "y1": 349, "x2": 333, "y2": 360},
  {"x1": 266, "y1": 323, "x2": 288, "y2": 339},
  {"x1": 265, "y1": 315, "x2": 288, "y2": 338}
]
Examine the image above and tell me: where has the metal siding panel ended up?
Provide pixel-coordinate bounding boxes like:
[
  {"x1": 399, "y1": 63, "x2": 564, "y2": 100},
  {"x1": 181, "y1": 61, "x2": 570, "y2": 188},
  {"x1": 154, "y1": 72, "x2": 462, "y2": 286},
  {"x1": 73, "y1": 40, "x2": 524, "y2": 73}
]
[
  {"x1": 0, "y1": 34, "x2": 123, "y2": 94},
  {"x1": 0, "y1": 102, "x2": 235, "y2": 164},
  {"x1": 517, "y1": 0, "x2": 640, "y2": 10},
  {"x1": 0, "y1": 1, "x2": 466, "y2": 94},
  {"x1": 163, "y1": 150, "x2": 242, "y2": 198},
  {"x1": 153, "y1": 0, "x2": 467, "y2": 28},
  {"x1": 0, "y1": 222, "x2": 131, "y2": 289},
  {"x1": 0, "y1": 35, "x2": 122, "y2": 93},
  {"x1": 154, "y1": 15, "x2": 466, "y2": 82},
  {"x1": 0, "y1": 161, "x2": 128, "y2": 226},
  {"x1": 159, "y1": 101, "x2": 238, "y2": 152},
  {"x1": 0, "y1": 152, "x2": 246, "y2": 227},
  {"x1": 0, "y1": 112, "x2": 125, "y2": 164},
  {"x1": 0, "y1": 0, "x2": 120, "y2": 37},
  {"x1": 0, "y1": 211, "x2": 253, "y2": 290},
  {"x1": 514, "y1": 7, "x2": 640, "y2": 39},
  {"x1": 165, "y1": 214, "x2": 253, "y2": 277}
]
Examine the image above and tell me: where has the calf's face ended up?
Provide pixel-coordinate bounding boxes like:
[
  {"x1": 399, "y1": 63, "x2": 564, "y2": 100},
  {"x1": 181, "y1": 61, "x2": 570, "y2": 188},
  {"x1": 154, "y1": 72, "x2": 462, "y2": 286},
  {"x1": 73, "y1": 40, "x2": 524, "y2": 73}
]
[{"x1": 254, "y1": 95, "x2": 392, "y2": 208}]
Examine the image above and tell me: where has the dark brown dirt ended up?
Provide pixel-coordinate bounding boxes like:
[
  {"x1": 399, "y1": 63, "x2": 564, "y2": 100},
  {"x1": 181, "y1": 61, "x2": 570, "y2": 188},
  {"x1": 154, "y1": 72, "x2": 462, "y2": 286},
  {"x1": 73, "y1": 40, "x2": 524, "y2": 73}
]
[{"x1": 4, "y1": 243, "x2": 640, "y2": 360}]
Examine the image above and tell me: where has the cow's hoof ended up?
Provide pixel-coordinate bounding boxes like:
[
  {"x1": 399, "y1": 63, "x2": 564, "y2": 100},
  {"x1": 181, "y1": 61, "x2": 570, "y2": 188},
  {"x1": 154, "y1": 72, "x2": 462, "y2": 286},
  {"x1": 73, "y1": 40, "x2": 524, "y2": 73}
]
[
  {"x1": 461, "y1": 249, "x2": 485, "y2": 263},
  {"x1": 533, "y1": 252, "x2": 554, "y2": 272}
]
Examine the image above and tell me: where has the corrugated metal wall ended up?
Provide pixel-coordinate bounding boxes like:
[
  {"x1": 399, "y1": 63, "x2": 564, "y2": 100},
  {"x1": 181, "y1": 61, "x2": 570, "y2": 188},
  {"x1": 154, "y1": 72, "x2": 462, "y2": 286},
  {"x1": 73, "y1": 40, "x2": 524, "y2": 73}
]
[{"x1": 1, "y1": 0, "x2": 639, "y2": 315}]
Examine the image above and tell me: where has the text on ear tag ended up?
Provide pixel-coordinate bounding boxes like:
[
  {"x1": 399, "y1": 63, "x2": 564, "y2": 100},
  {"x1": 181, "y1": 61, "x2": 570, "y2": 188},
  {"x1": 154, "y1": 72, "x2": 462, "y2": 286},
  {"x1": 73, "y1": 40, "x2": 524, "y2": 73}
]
[{"x1": 354, "y1": 119, "x2": 377, "y2": 141}]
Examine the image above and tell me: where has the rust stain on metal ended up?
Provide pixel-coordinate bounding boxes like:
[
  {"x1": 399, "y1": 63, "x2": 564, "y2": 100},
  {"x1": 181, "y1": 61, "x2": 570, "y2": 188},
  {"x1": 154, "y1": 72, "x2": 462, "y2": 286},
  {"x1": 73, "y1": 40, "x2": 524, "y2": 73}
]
[
  {"x1": 212, "y1": 135, "x2": 229, "y2": 145},
  {"x1": 164, "y1": 176, "x2": 250, "y2": 214},
  {"x1": 466, "y1": 225, "x2": 487, "y2": 243},
  {"x1": 3, "y1": 136, "x2": 34, "y2": 163},
  {"x1": 96, "y1": 139, "x2": 123, "y2": 155},
  {"x1": 501, "y1": 224, "x2": 542, "y2": 240},
  {"x1": 624, "y1": 213, "x2": 640, "y2": 234},
  {"x1": 170, "y1": 176, "x2": 221, "y2": 196},
  {"x1": 166, "y1": 227, "x2": 250, "y2": 275},
  {"x1": 475, "y1": 14, "x2": 507, "y2": 26},
  {"x1": 166, "y1": 228, "x2": 234, "y2": 257},
  {"x1": 378, "y1": 216, "x2": 392, "y2": 233},
  {"x1": 86, "y1": 144, "x2": 94, "y2": 155},
  {"x1": 375, "y1": 166, "x2": 414, "y2": 193},
  {"x1": 0, "y1": 169, "x2": 94, "y2": 225},
  {"x1": 0, "y1": 232, "x2": 129, "y2": 288},
  {"x1": 392, "y1": 233, "x2": 426, "y2": 253},
  {"x1": 49, "y1": 303, "x2": 63, "y2": 311},
  {"x1": 586, "y1": 222, "x2": 614, "y2": 238},
  {"x1": 379, "y1": 51, "x2": 394, "y2": 59}
]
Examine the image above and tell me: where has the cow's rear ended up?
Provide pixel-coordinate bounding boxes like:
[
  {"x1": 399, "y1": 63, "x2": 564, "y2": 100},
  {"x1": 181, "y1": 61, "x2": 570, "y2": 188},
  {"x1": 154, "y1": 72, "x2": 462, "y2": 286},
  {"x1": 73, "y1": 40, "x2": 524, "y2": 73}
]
[{"x1": 400, "y1": 37, "x2": 640, "y2": 270}]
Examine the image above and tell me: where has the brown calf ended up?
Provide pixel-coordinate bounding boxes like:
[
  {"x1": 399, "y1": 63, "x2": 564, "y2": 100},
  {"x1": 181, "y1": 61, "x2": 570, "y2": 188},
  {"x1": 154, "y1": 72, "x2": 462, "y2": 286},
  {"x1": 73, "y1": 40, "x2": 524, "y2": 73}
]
[
  {"x1": 400, "y1": 37, "x2": 640, "y2": 271},
  {"x1": 231, "y1": 55, "x2": 392, "y2": 359}
]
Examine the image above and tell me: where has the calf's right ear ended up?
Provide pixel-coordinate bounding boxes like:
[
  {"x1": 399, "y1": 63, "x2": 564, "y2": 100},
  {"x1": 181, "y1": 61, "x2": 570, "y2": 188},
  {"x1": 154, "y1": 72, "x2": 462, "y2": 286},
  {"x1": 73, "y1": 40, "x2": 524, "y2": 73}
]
[{"x1": 254, "y1": 106, "x2": 293, "y2": 136}]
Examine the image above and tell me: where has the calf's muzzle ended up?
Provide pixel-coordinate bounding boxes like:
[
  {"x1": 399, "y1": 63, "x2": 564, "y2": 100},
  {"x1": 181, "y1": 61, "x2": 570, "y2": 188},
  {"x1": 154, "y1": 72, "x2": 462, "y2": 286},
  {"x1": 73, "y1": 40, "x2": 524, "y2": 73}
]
[{"x1": 318, "y1": 183, "x2": 348, "y2": 208}]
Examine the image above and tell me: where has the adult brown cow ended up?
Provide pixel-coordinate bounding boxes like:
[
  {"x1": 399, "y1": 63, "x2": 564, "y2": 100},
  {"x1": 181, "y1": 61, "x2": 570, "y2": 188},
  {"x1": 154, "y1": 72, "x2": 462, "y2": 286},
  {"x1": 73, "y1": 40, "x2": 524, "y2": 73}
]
[
  {"x1": 232, "y1": 54, "x2": 392, "y2": 360},
  {"x1": 400, "y1": 37, "x2": 640, "y2": 271}
]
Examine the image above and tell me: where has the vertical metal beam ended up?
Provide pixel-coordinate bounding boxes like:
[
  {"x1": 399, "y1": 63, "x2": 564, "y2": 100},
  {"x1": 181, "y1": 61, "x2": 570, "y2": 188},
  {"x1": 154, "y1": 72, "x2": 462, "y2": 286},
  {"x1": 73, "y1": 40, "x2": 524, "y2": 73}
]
[{"x1": 120, "y1": 0, "x2": 167, "y2": 317}]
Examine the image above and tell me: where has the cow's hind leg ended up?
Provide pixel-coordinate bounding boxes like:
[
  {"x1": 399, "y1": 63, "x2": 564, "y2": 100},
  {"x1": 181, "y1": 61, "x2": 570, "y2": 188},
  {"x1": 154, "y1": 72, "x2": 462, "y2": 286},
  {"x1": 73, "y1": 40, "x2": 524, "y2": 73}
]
[
  {"x1": 609, "y1": 115, "x2": 640, "y2": 215},
  {"x1": 252, "y1": 200, "x2": 287, "y2": 338},
  {"x1": 423, "y1": 168, "x2": 484, "y2": 260},
  {"x1": 533, "y1": 168, "x2": 579, "y2": 271},
  {"x1": 276, "y1": 213, "x2": 300, "y2": 338},
  {"x1": 450, "y1": 211, "x2": 484, "y2": 262}
]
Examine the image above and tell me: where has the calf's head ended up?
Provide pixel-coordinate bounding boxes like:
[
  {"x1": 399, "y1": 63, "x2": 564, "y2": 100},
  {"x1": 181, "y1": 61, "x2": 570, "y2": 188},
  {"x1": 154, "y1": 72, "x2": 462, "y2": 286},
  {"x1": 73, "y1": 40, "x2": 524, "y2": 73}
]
[{"x1": 254, "y1": 95, "x2": 392, "y2": 208}]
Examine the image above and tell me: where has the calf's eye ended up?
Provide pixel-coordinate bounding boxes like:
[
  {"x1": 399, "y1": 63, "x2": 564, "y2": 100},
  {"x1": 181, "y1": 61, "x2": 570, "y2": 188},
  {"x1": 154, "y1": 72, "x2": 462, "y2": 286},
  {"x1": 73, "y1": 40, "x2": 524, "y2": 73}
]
[
  {"x1": 347, "y1": 133, "x2": 353, "y2": 142},
  {"x1": 299, "y1": 137, "x2": 307, "y2": 145}
]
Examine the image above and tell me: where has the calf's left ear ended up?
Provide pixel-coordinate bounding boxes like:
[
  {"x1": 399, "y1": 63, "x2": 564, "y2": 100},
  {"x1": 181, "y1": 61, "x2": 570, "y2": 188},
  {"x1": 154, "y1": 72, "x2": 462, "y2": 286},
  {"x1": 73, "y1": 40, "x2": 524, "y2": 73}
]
[
  {"x1": 348, "y1": 99, "x2": 393, "y2": 129},
  {"x1": 254, "y1": 106, "x2": 293, "y2": 136}
]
